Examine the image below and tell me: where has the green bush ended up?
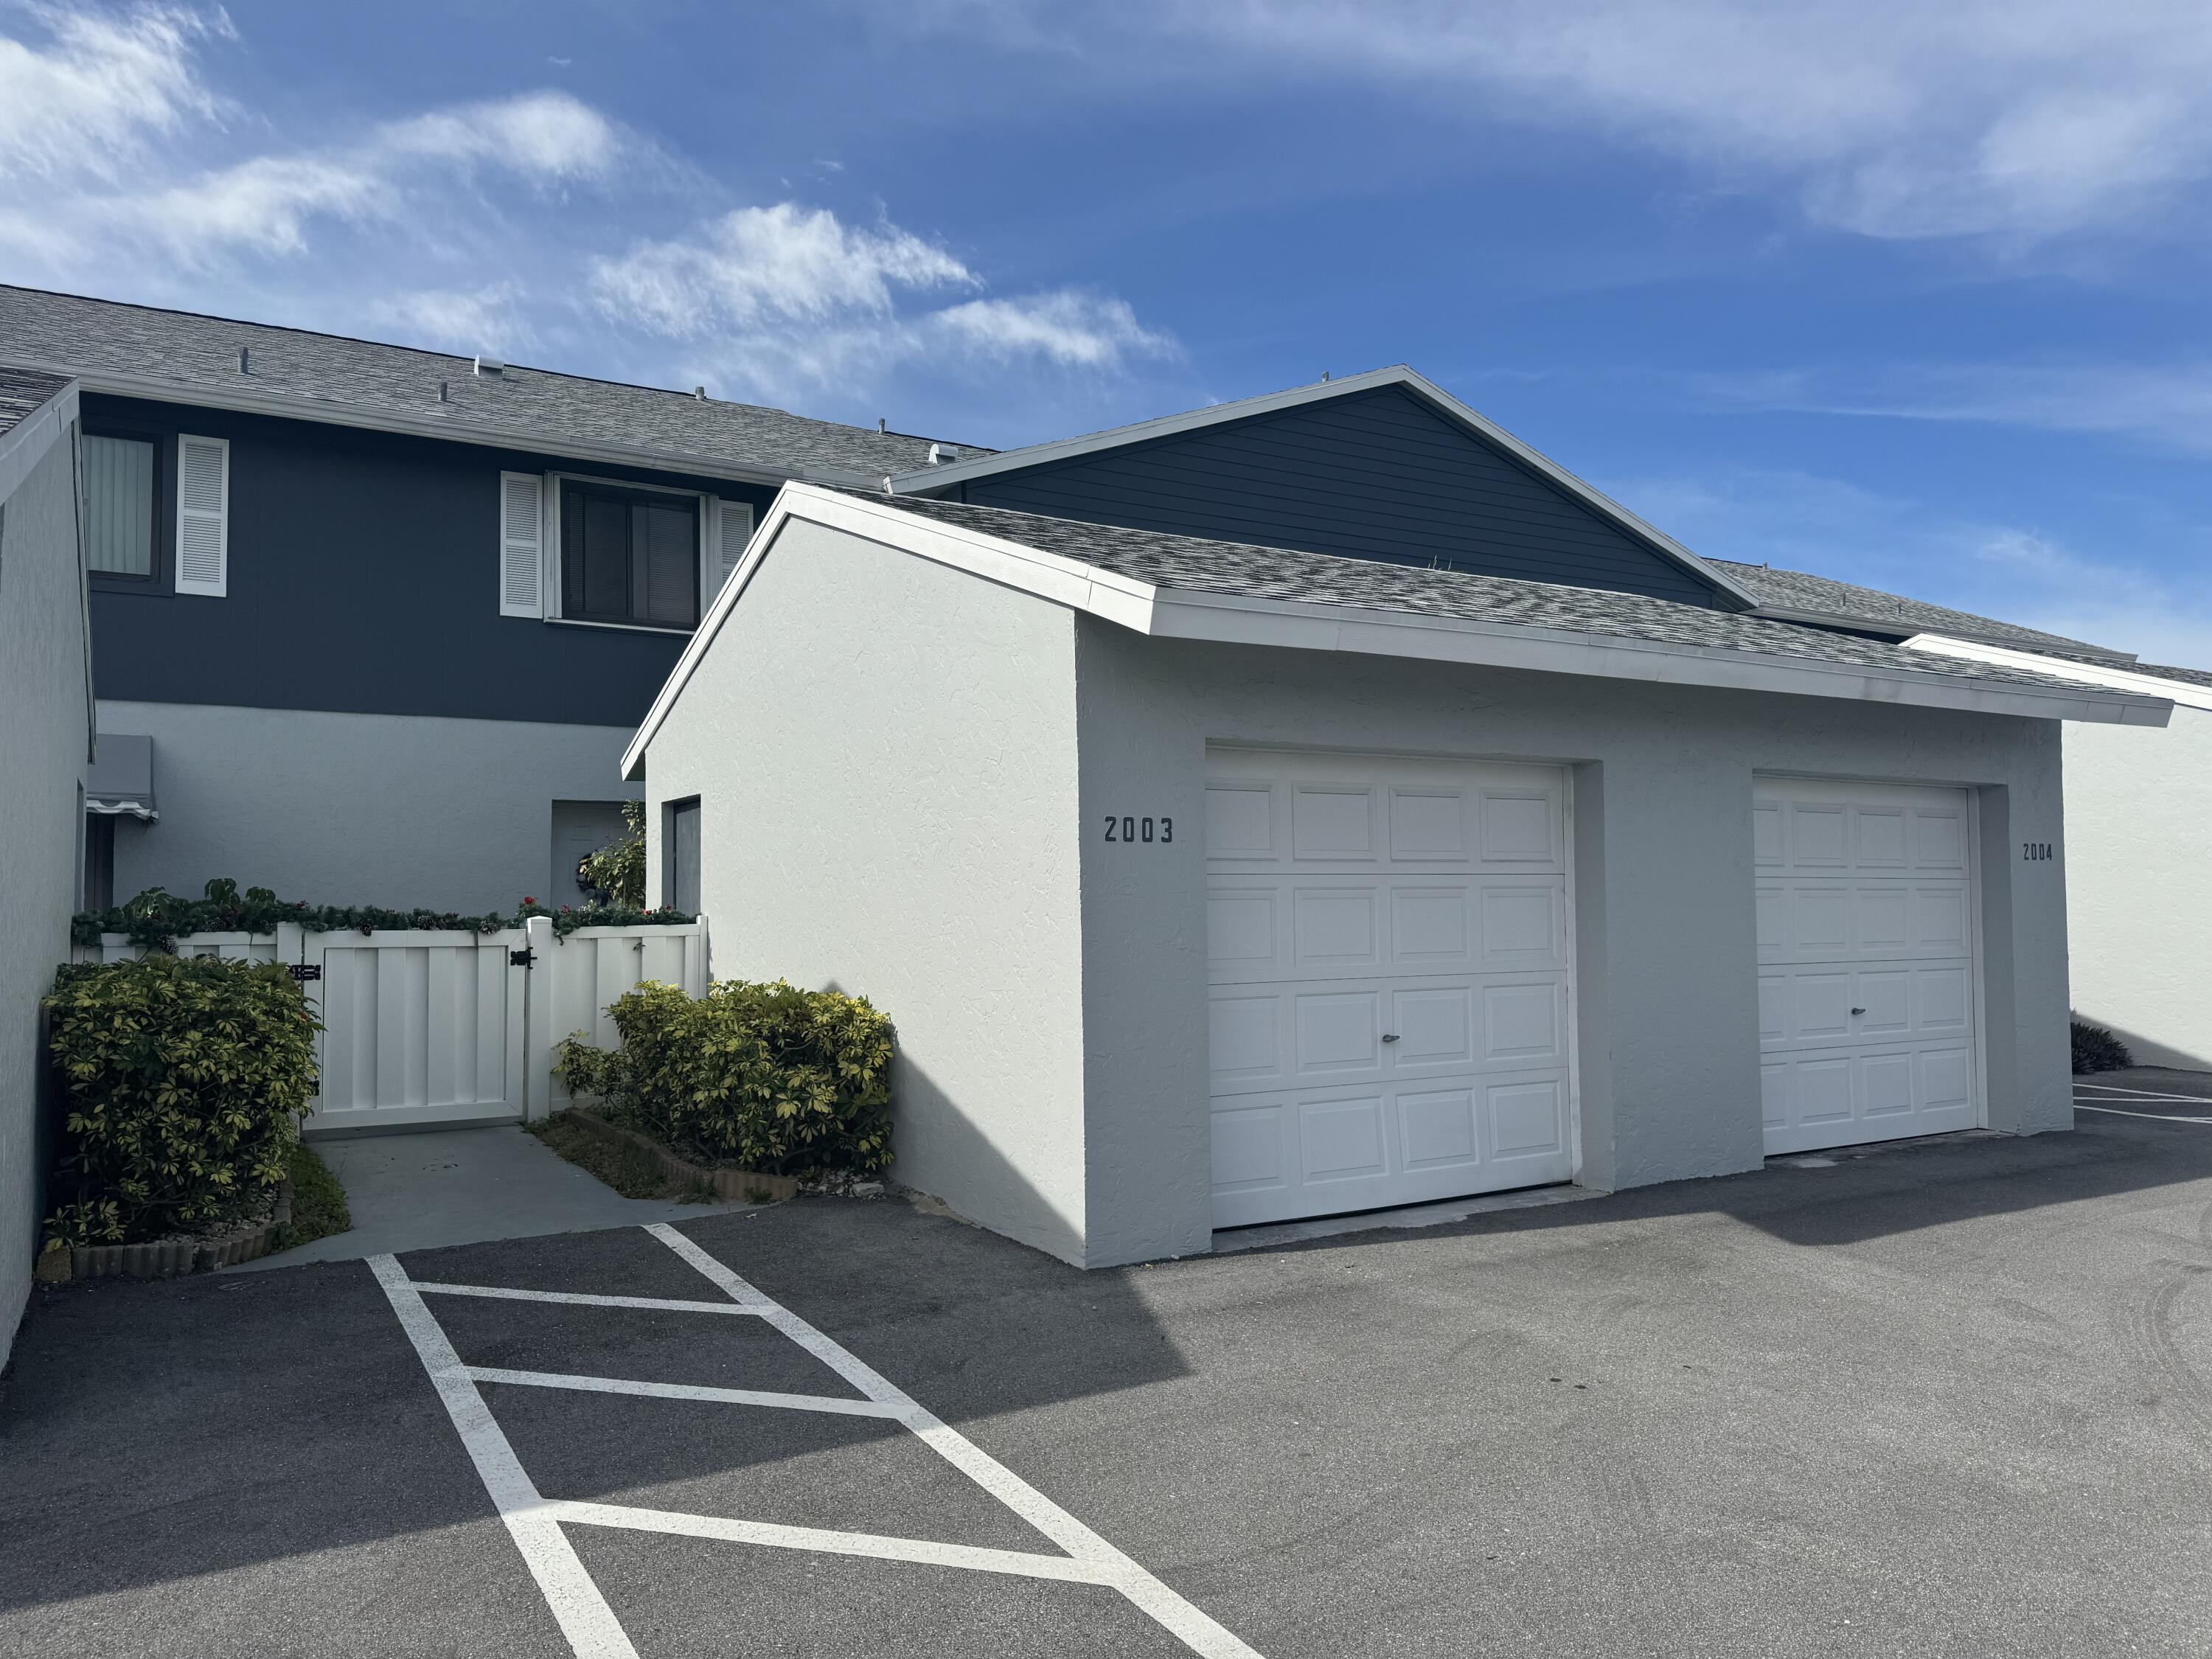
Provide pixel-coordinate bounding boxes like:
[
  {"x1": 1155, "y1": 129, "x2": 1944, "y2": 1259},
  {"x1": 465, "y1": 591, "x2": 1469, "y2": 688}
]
[
  {"x1": 581, "y1": 802, "x2": 647, "y2": 908},
  {"x1": 44, "y1": 956, "x2": 321, "y2": 1245},
  {"x1": 2071, "y1": 1020, "x2": 2132, "y2": 1075},
  {"x1": 72, "y1": 874, "x2": 692, "y2": 953},
  {"x1": 557, "y1": 979, "x2": 893, "y2": 1177}
]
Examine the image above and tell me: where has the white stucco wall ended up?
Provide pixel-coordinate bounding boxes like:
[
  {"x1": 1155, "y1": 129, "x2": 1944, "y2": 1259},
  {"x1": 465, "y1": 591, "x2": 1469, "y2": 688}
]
[
  {"x1": 641, "y1": 518, "x2": 2075, "y2": 1269},
  {"x1": 642, "y1": 518, "x2": 1091, "y2": 1263},
  {"x1": 2062, "y1": 708, "x2": 2212, "y2": 1069},
  {"x1": 97, "y1": 701, "x2": 639, "y2": 915},
  {"x1": 1068, "y1": 623, "x2": 2074, "y2": 1263},
  {"x1": 0, "y1": 417, "x2": 90, "y2": 1361}
]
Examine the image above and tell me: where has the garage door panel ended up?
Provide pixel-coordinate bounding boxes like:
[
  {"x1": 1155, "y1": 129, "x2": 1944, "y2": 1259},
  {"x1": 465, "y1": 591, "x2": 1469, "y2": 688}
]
[
  {"x1": 1293, "y1": 887, "x2": 1380, "y2": 970},
  {"x1": 1209, "y1": 748, "x2": 1575, "y2": 1228},
  {"x1": 1755, "y1": 778, "x2": 1980, "y2": 1155}
]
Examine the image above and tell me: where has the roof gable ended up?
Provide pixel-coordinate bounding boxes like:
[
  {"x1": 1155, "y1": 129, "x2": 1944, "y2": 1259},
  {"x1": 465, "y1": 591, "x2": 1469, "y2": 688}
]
[{"x1": 900, "y1": 367, "x2": 1752, "y2": 610}]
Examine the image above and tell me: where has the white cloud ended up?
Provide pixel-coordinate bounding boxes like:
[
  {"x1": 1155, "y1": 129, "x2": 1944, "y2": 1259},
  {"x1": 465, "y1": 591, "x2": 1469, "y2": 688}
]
[
  {"x1": 587, "y1": 206, "x2": 1175, "y2": 401},
  {"x1": 921, "y1": 0, "x2": 2212, "y2": 244},
  {"x1": 1698, "y1": 360, "x2": 2212, "y2": 456},
  {"x1": 366, "y1": 282, "x2": 535, "y2": 355},
  {"x1": 0, "y1": 2, "x2": 232, "y2": 184}
]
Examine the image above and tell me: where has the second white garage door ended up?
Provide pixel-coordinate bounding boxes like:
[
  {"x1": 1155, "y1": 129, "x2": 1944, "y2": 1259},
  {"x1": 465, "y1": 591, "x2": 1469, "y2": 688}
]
[
  {"x1": 1756, "y1": 777, "x2": 1983, "y2": 1155},
  {"x1": 1206, "y1": 748, "x2": 1576, "y2": 1228}
]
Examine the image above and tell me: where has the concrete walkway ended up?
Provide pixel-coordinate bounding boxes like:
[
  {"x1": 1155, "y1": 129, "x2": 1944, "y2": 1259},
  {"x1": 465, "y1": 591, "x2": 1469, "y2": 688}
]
[{"x1": 237, "y1": 1126, "x2": 754, "y2": 1271}]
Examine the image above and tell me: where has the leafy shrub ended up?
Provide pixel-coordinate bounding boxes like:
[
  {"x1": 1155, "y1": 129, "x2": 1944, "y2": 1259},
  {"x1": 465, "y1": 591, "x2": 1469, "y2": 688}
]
[
  {"x1": 2071, "y1": 1020, "x2": 2132, "y2": 1075},
  {"x1": 557, "y1": 979, "x2": 893, "y2": 1177},
  {"x1": 72, "y1": 874, "x2": 692, "y2": 953},
  {"x1": 581, "y1": 802, "x2": 647, "y2": 908},
  {"x1": 44, "y1": 956, "x2": 321, "y2": 1245}
]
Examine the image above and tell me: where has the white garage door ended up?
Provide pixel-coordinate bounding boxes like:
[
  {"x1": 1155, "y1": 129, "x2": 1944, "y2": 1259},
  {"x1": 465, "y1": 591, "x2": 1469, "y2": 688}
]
[
  {"x1": 1755, "y1": 778, "x2": 1982, "y2": 1155},
  {"x1": 1206, "y1": 749, "x2": 1576, "y2": 1228}
]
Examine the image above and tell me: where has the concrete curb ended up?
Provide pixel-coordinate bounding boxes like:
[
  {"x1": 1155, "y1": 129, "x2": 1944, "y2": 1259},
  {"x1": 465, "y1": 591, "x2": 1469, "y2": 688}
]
[
  {"x1": 37, "y1": 1180, "x2": 296, "y2": 1283},
  {"x1": 563, "y1": 1108, "x2": 798, "y2": 1203}
]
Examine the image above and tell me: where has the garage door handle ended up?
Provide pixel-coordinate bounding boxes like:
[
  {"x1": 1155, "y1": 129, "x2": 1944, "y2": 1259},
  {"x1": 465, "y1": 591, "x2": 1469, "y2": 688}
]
[
  {"x1": 1381, "y1": 1033, "x2": 1401, "y2": 1043},
  {"x1": 1851, "y1": 1007, "x2": 1866, "y2": 1015}
]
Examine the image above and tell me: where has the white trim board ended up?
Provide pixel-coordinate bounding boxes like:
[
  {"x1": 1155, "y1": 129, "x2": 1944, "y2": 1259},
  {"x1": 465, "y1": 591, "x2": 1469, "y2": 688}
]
[
  {"x1": 0, "y1": 378, "x2": 77, "y2": 506},
  {"x1": 620, "y1": 484, "x2": 2171, "y2": 779},
  {"x1": 1905, "y1": 633, "x2": 2212, "y2": 714},
  {"x1": 887, "y1": 365, "x2": 1762, "y2": 609}
]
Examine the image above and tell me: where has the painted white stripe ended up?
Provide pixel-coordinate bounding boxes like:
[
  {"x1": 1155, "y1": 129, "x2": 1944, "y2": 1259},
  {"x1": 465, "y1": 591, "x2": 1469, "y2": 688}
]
[
  {"x1": 413, "y1": 1281, "x2": 765, "y2": 1316},
  {"x1": 550, "y1": 1498, "x2": 1124, "y2": 1584},
  {"x1": 2075, "y1": 1104, "x2": 2212, "y2": 1124},
  {"x1": 465, "y1": 1366, "x2": 902, "y2": 1418},
  {"x1": 2070, "y1": 1093, "x2": 2212, "y2": 1106},
  {"x1": 644, "y1": 1223, "x2": 1264, "y2": 1659},
  {"x1": 370, "y1": 1256, "x2": 637, "y2": 1659}
]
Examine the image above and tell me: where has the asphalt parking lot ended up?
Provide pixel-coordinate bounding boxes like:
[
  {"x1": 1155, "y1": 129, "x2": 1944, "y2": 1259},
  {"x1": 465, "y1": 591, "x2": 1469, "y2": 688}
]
[{"x1": 8, "y1": 1100, "x2": 2212, "y2": 1658}]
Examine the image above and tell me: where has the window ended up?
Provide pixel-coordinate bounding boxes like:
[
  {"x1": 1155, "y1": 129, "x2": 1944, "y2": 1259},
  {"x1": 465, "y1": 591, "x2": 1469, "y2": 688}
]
[
  {"x1": 559, "y1": 479, "x2": 699, "y2": 629},
  {"x1": 664, "y1": 798, "x2": 701, "y2": 914},
  {"x1": 85, "y1": 433, "x2": 156, "y2": 577}
]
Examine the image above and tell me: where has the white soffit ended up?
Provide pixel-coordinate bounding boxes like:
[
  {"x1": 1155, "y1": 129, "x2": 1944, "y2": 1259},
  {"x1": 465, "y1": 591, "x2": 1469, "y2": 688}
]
[
  {"x1": 1907, "y1": 633, "x2": 2212, "y2": 714},
  {"x1": 885, "y1": 364, "x2": 1764, "y2": 609},
  {"x1": 622, "y1": 485, "x2": 2171, "y2": 779}
]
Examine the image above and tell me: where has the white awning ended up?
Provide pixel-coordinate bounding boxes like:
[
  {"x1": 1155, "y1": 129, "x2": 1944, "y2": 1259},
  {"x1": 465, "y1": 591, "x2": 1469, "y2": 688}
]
[{"x1": 86, "y1": 733, "x2": 156, "y2": 821}]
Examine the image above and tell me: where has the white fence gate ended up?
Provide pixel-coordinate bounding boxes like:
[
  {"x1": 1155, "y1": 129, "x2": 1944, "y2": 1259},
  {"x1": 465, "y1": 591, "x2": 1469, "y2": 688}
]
[{"x1": 74, "y1": 914, "x2": 709, "y2": 1137}]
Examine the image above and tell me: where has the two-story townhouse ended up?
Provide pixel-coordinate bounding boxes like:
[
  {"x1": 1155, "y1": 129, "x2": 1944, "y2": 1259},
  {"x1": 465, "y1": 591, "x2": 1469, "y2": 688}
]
[{"x1": 0, "y1": 285, "x2": 984, "y2": 917}]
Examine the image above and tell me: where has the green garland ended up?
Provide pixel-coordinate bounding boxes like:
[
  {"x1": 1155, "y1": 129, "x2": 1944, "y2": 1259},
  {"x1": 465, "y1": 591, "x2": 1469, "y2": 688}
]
[{"x1": 72, "y1": 877, "x2": 696, "y2": 954}]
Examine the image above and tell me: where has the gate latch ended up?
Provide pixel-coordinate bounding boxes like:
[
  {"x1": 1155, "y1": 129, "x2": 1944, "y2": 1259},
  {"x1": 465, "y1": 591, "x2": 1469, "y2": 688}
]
[
  {"x1": 288, "y1": 962, "x2": 322, "y2": 983},
  {"x1": 510, "y1": 947, "x2": 536, "y2": 968}
]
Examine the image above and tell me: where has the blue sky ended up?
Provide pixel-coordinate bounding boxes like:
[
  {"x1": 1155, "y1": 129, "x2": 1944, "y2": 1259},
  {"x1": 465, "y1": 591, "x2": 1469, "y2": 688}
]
[{"x1": 4, "y1": 1, "x2": 2210, "y2": 664}]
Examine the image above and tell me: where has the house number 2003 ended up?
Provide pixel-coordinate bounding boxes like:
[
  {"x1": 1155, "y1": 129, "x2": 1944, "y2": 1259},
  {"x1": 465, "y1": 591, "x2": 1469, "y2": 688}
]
[
  {"x1": 2022, "y1": 841, "x2": 2054, "y2": 860},
  {"x1": 1104, "y1": 816, "x2": 1172, "y2": 844}
]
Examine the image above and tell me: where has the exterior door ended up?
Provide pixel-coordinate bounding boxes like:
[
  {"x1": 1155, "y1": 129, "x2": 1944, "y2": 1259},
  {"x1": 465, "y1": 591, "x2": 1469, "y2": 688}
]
[
  {"x1": 1206, "y1": 748, "x2": 1576, "y2": 1228},
  {"x1": 1755, "y1": 779, "x2": 1982, "y2": 1155}
]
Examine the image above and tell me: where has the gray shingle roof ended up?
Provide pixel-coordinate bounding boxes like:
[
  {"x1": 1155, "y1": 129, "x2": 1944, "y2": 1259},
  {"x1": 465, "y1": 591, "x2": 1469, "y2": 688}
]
[
  {"x1": 0, "y1": 285, "x2": 989, "y2": 479},
  {"x1": 1708, "y1": 556, "x2": 2123, "y2": 659},
  {"x1": 2024, "y1": 647, "x2": 2212, "y2": 690},
  {"x1": 833, "y1": 488, "x2": 2132, "y2": 698},
  {"x1": 0, "y1": 365, "x2": 69, "y2": 437}
]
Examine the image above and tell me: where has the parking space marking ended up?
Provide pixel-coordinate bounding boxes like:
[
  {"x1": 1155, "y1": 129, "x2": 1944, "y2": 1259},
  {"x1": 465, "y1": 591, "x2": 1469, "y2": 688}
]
[
  {"x1": 462, "y1": 1365, "x2": 906, "y2": 1417},
  {"x1": 414, "y1": 1281, "x2": 764, "y2": 1316},
  {"x1": 377, "y1": 1228, "x2": 1265, "y2": 1659},
  {"x1": 2076, "y1": 1104, "x2": 2212, "y2": 1124},
  {"x1": 372, "y1": 1255, "x2": 641, "y2": 1659}
]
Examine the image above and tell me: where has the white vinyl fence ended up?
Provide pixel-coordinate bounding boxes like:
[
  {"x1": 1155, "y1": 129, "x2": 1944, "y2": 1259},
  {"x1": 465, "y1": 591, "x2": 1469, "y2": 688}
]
[{"x1": 74, "y1": 915, "x2": 708, "y2": 1136}]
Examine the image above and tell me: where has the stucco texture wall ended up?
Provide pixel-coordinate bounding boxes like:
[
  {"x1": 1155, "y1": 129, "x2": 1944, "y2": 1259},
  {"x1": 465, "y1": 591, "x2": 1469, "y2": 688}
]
[
  {"x1": 643, "y1": 518, "x2": 1091, "y2": 1264},
  {"x1": 1071, "y1": 622, "x2": 2074, "y2": 1262},
  {"x1": 2063, "y1": 709, "x2": 2212, "y2": 1069},
  {"x1": 0, "y1": 427, "x2": 90, "y2": 1361},
  {"x1": 98, "y1": 701, "x2": 637, "y2": 915}
]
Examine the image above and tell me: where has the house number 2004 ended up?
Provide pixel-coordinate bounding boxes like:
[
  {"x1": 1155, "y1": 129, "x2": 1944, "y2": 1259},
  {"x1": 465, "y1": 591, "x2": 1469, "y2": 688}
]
[
  {"x1": 2022, "y1": 841, "x2": 2054, "y2": 860},
  {"x1": 1104, "y1": 816, "x2": 1172, "y2": 844}
]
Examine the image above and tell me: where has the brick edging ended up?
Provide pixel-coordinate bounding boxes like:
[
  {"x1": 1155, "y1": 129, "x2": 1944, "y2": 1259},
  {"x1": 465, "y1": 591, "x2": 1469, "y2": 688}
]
[
  {"x1": 36, "y1": 1180, "x2": 296, "y2": 1284},
  {"x1": 563, "y1": 1108, "x2": 800, "y2": 1203}
]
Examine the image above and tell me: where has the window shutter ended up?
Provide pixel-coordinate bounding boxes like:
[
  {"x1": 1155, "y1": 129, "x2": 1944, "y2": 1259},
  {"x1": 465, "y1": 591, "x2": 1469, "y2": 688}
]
[
  {"x1": 712, "y1": 497, "x2": 752, "y2": 599},
  {"x1": 173, "y1": 434, "x2": 229, "y2": 597},
  {"x1": 499, "y1": 471, "x2": 544, "y2": 617}
]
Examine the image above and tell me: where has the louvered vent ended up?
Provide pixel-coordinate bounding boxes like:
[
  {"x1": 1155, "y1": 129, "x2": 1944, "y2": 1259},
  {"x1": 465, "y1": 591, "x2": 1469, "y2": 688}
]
[
  {"x1": 175, "y1": 434, "x2": 229, "y2": 596},
  {"x1": 499, "y1": 472, "x2": 545, "y2": 616},
  {"x1": 716, "y1": 498, "x2": 753, "y2": 596}
]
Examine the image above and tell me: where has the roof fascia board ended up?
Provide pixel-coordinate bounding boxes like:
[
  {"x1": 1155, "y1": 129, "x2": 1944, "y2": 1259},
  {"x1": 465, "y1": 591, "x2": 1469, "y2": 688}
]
[
  {"x1": 621, "y1": 483, "x2": 1158, "y2": 777},
  {"x1": 624, "y1": 485, "x2": 2167, "y2": 778},
  {"x1": 1906, "y1": 633, "x2": 2212, "y2": 714},
  {"x1": 888, "y1": 364, "x2": 1764, "y2": 610},
  {"x1": 0, "y1": 378, "x2": 77, "y2": 506},
  {"x1": 33, "y1": 361, "x2": 810, "y2": 490}
]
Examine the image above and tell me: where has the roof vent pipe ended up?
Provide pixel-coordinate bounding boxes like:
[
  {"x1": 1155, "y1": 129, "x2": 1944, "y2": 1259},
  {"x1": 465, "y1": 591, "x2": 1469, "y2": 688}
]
[
  {"x1": 439, "y1": 380, "x2": 449, "y2": 403},
  {"x1": 928, "y1": 442, "x2": 942, "y2": 465},
  {"x1": 695, "y1": 386, "x2": 706, "y2": 400},
  {"x1": 1321, "y1": 370, "x2": 1330, "y2": 382},
  {"x1": 237, "y1": 347, "x2": 249, "y2": 373},
  {"x1": 474, "y1": 355, "x2": 504, "y2": 377},
  {"x1": 877, "y1": 417, "x2": 886, "y2": 432}
]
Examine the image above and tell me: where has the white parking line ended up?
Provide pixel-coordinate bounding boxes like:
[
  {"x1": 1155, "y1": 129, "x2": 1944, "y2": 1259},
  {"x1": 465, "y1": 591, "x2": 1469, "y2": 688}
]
[
  {"x1": 377, "y1": 1227, "x2": 1265, "y2": 1659},
  {"x1": 413, "y1": 1281, "x2": 765, "y2": 1316},
  {"x1": 2075, "y1": 1103, "x2": 2212, "y2": 1124},
  {"x1": 462, "y1": 1365, "x2": 905, "y2": 1418}
]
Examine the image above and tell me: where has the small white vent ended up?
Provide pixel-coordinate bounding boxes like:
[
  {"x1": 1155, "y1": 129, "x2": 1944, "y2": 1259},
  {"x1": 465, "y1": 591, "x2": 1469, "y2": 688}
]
[
  {"x1": 498, "y1": 471, "x2": 544, "y2": 616},
  {"x1": 475, "y1": 355, "x2": 505, "y2": 377},
  {"x1": 706, "y1": 496, "x2": 754, "y2": 602},
  {"x1": 174, "y1": 434, "x2": 229, "y2": 597}
]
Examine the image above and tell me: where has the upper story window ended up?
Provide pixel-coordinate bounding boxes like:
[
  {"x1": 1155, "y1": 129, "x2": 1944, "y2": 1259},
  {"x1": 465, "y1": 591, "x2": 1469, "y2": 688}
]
[
  {"x1": 559, "y1": 479, "x2": 699, "y2": 630},
  {"x1": 85, "y1": 432, "x2": 157, "y2": 579}
]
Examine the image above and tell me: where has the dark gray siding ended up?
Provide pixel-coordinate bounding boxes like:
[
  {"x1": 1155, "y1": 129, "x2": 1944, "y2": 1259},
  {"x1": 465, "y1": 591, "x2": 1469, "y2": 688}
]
[
  {"x1": 85, "y1": 394, "x2": 776, "y2": 726},
  {"x1": 948, "y1": 385, "x2": 1723, "y2": 607}
]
